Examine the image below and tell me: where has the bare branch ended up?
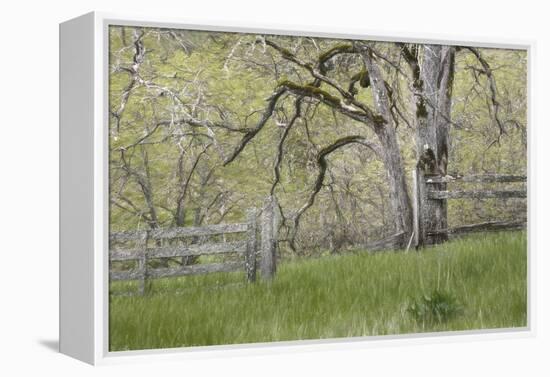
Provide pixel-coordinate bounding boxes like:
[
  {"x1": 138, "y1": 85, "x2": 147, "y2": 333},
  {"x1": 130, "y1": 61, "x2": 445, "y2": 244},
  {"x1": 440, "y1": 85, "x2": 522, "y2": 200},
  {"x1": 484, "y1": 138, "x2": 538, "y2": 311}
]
[
  {"x1": 277, "y1": 80, "x2": 383, "y2": 126},
  {"x1": 111, "y1": 29, "x2": 146, "y2": 134},
  {"x1": 175, "y1": 144, "x2": 213, "y2": 226},
  {"x1": 264, "y1": 39, "x2": 380, "y2": 122},
  {"x1": 465, "y1": 47, "x2": 506, "y2": 138},
  {"x1": 223, "y1": 87, "x2": 287, "y2": 165},
  {"x1": 289, "y1": 135, "x2": 380, "y2": 250},
  {"x1": 271, "y1": 99, "x2": 302, "y2": 195}
]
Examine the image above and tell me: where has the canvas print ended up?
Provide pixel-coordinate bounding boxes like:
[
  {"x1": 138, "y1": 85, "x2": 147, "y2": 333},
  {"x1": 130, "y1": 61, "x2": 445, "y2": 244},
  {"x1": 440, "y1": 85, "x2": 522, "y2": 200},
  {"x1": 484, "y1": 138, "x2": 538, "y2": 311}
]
[{"x1": 108, "y1": 25, "x2": 527, "y2": 351}]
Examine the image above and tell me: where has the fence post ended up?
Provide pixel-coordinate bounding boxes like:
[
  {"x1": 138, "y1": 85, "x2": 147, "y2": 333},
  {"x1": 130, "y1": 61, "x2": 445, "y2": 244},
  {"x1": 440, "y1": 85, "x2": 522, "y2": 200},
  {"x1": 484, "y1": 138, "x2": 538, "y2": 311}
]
[
  {"x1": 413, "y1": 167, "x2": 428, "y2": 248},
  {"x1": 415, "y1": 166, "x2": 448, "y2": 247},
  {"x1": 412, "y1": 168, "x2": 420, "y2": 248},
  {"x1": 245, "y1": 208, "x2": 258, "y2": 282},
  {"x1": 260, "y1": 196, "x2": 279, "y2": 280},
  {"x1": 137, "y1": 231, "x2": 149, "y2": 295},
  {"x1": 432, "y1": 177, "x2": 448, "y2": 244}
]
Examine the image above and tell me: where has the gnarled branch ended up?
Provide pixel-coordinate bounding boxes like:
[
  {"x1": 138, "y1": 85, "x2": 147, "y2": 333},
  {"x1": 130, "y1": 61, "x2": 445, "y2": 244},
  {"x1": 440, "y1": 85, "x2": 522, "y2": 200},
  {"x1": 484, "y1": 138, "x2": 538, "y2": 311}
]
[
  {"x1": 264, "y1": 39, "x2": 380, "y2": 123},
  {"x1": 289, "y1": 135, "x2": 380, "y2": 251},
  {"x1": 277, "y1": 80, "x2": 384, "y2": 126},
  {"x1": 271, "y1": 99, "x2": 302, "y2": 195},
  {"x1": 465, "y1": 47, "x2": 506, "y2": 138},
  {"x1": 223, "y1": 87, "x2": 287, "y2": 165}
]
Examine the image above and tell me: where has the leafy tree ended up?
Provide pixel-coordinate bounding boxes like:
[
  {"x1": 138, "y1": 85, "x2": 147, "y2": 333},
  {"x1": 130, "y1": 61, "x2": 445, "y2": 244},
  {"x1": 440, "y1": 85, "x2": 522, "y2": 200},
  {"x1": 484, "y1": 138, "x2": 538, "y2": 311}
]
[{"x1": 108, "y1": 27, "x2": 527, "y2": 255}]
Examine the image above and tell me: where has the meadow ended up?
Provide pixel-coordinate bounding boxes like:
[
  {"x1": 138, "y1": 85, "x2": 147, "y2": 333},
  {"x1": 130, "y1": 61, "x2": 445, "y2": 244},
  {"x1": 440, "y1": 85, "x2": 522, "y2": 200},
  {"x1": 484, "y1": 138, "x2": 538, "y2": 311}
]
[{"x1": 109, "y1": 231, "x2": 527, "y2": 351}]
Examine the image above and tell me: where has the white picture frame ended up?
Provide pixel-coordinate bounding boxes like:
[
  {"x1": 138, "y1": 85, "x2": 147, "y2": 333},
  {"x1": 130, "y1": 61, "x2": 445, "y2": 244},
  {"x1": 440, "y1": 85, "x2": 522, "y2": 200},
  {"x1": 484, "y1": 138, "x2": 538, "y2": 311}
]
[{"x1": 59, "y1": 11, "x2": 535, "y2": 365}]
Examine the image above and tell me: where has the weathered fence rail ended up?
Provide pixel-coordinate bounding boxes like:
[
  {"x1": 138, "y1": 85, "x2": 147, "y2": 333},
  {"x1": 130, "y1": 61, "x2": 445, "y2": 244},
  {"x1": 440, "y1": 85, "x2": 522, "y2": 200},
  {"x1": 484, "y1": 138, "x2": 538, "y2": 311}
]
[
  {"x1": 427, "y1": 220, "x2": 526, "y2": 237},
  {"x1": 413, "y1": 170, "x2": 527, "y2": 248},
  {"x1": 424, "y1": 174, "x2": 526, "y2": 184},
  {"x1": 364, "y1": 232, "x2": 408, "y2": 253},
  {"x1": 109, "y1": 196, "x2": 280, "y2": 294},
  {"x1": 427, "y1": 189, "x2": 527, "y2": 200}
]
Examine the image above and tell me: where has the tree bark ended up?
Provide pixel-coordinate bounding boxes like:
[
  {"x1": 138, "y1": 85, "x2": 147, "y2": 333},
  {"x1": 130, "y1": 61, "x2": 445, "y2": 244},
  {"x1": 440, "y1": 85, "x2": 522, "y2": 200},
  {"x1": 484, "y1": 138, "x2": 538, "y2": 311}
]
[
  {"x1": 414, "y1": 45, "x2": 456, "y2": 244},
  {"x1": 361, "y1": 48, "x2": 413, "y2": 237},
  {"x1": 418, "y1": 45, "x2": 455, "y2": 173}
]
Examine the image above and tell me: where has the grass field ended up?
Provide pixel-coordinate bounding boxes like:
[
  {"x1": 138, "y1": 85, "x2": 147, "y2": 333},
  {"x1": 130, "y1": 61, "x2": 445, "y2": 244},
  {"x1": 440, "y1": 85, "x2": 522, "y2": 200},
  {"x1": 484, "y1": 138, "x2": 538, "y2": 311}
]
[{"x1": 109, "y1": 231, "x2": 527, "y2": 351}]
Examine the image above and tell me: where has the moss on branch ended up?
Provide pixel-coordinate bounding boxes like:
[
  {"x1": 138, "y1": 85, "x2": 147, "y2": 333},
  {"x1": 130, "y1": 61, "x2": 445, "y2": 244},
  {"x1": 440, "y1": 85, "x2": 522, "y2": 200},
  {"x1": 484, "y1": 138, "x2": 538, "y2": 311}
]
[
  {"x1": 277, "y1": 80, "x2": 342, "y2": 106},
  {"x1": 318, "y1": 44, "x2": 356, "y2": 64}
]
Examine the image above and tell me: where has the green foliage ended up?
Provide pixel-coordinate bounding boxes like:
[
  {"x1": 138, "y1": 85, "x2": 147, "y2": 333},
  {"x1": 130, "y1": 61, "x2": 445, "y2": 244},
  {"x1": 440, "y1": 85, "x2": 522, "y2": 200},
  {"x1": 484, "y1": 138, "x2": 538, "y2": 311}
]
[
  {"x1": 407, "y1": 290, "x2": 463, "y2": 325},
  {"x1": 107, "y1": 25, "x2": 527, "y2": 254},
  {"x1": 107, "y1": 28, "x2": 528, "y2": 353},
  {"x1": 109, "y1": 231, "x2": 526, "y2": 351}
]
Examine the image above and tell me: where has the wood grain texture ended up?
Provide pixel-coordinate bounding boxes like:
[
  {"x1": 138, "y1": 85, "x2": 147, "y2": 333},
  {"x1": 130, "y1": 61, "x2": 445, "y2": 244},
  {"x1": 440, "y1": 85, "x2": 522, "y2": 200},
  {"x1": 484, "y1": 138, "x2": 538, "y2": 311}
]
[
  {"x1": 109, "y1": 214, "x2": 262, "y2": 289},
  {"x1": 148, "y1": 262, "x2": 244, "y2": 279},
  {"x1": 414, "y1": 168, "x2": 527, "y2": 250},
  {"x1": 149, "y1": 241, "x2": 246, "y2": 259},
  {"x1": 110, "y1": 230, "x2": 148, "y2": 243},
  {"x1": 260, "y1": 196, "x2": 277, "y2": 280},
  {"x1": 110, "y1": 249, "x2": 145, "y2": 261},
  {"x1": 245, "y1": 208, "x2": 258, "y2": 282},
  {"x1": 412, "y1": 168, "x2": 420, "y2": 247},
  {"x1": 425, "y1": 174, "x2": 527, "y2": 184},
  {"x1": 149, "y1": 223, "x2": 248, "y2": 239},
  {"x1": 110, "y1": 269, "x2": 145, "y2": 282},
  {"x1": 415, "y1": 167, "x2": 428, "y2": 247},
  {"x1": 110, "y1": 222, "x2": 248, "y2": 243},
  {"x1": 428, "y1": 190, "x2": 527, "y2": 200},
  {"x1": 427, "y1": 220, "x2": 526, "y2": 236},
  {"x1": 365, "y1": 232, "x2": 407, "y2": 252}
]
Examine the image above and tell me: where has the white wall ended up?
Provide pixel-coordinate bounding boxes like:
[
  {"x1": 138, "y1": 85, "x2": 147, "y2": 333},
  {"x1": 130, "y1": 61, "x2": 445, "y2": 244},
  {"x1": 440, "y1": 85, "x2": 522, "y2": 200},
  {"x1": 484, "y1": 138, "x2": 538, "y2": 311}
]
[{"x1": 0, "y1": 0, "x2": 548, "y2": 375}]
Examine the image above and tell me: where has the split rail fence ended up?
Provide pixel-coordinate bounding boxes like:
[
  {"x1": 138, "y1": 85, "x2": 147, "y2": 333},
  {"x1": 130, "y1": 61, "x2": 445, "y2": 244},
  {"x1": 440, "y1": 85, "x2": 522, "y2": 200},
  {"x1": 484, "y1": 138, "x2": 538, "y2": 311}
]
[
  {"x1": 109, "y1": 196, "x2": 279, "y2": 294},
  {"x1": 412, "y1": 169, "x2": 527, "y2": 248}
]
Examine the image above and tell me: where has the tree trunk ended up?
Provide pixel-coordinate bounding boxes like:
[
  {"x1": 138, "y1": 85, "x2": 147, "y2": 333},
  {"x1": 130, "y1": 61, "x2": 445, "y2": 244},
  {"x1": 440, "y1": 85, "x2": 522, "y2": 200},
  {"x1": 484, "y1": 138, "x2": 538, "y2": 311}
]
[
  {"x1": 373, "y1": 124, "x2": 413, "y2": 236},
  {"x1": 417, "y1": 45, "x2": 455, "y2": 173},
  {"x1": 362, "y1": 48, "x2": 413, "y2": 238},
  {"x1": 415, "y1": 45, "x2": 456, "y2": 244}
]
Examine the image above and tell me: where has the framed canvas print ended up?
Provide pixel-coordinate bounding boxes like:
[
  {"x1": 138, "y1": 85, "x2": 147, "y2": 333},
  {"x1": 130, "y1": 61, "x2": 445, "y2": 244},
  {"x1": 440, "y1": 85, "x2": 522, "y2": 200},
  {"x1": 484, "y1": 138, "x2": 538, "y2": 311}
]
[{"x1": 60, "y1": 12, "x2": 533, "y2": 365}]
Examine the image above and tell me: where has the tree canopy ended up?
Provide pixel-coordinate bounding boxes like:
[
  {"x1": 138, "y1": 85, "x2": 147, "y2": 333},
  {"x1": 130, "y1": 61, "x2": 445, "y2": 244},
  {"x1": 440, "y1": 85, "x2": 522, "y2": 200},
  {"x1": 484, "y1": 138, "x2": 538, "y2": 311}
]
[{"x1": 109, "y1": 26, "x2": 527, "y2": 256}]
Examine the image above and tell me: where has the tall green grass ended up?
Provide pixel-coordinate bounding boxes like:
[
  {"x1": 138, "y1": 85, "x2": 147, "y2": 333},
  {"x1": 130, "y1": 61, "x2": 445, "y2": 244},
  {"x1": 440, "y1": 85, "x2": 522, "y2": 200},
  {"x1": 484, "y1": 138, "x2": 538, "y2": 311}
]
[{"x1": 109, "y1": 231, "x2": 527, "y2": 351}]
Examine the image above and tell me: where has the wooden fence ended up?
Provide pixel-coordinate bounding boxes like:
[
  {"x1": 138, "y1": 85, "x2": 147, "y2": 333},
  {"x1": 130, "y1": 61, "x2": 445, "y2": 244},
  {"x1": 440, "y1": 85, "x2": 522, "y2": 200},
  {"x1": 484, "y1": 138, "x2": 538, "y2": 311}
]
[
  {"x1": 109, "y1": 196, "x2": 280, "y2": 294},
  {"x1": 412, "y1": 169, "x2": 527, "y2": 248}
]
